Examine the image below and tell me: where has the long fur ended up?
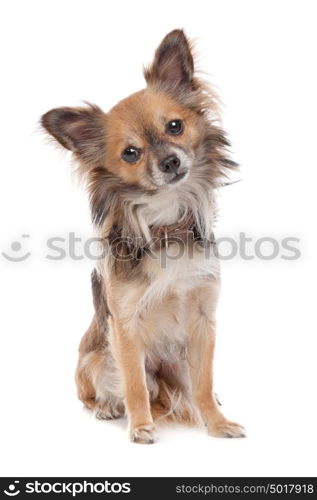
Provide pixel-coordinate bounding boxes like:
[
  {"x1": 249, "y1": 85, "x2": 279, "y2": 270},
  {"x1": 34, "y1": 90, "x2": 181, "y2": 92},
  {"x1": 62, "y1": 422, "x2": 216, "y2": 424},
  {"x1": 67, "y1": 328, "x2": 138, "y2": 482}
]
[{"x1": 42, "y1": 29, "x2": 245, "y2": 442}]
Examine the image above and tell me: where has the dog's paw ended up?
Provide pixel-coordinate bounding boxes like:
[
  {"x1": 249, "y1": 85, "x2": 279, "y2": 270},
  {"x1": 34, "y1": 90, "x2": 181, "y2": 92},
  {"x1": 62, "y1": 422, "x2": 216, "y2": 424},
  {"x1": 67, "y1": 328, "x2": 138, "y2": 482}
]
[
  {"x1": 95, "y1": 402, "x2": 124, "y2": 420},
  {"x1": 129, "y1": 424, "x2": 157, "y2": 444},
  {"x1": 208, "y1": 419, "x2": 246, "y2": 438}
]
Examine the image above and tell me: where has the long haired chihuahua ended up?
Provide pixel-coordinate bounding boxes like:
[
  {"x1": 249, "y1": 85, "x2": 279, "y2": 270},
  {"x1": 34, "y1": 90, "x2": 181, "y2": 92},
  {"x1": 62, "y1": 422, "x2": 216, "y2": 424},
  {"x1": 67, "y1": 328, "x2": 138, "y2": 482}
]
[{"x1": 42, "y1": 29, "x2": 245, "y2": 443}]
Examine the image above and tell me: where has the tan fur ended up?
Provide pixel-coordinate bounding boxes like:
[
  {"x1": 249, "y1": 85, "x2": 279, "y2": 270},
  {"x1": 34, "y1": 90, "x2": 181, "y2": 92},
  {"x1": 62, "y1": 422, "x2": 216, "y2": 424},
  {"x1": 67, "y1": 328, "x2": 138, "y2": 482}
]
[
  {"x1": 104, "y1": 90, "x2": 202, "y2": 190},
  {"x1": 43, "y1": 29, "x2": 245, "y2": 443}
]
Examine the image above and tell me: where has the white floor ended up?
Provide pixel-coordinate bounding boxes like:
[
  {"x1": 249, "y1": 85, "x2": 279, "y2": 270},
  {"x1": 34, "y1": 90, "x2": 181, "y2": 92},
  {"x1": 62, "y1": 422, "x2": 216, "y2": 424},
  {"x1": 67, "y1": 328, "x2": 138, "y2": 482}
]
[{"x1": 1, "y1": 262, "x2": 316, "y2": 477}]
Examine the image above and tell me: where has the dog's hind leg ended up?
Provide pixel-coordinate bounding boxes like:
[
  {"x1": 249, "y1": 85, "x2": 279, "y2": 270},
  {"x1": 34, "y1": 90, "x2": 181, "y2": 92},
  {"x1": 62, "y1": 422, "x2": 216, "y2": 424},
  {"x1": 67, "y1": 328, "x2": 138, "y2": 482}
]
[
  {"x1": 76, "y1": 347, "x2": 125, "y2": 420},
  {"x1": 75, "y1": 313, "x2": 125, "y2": 420}
]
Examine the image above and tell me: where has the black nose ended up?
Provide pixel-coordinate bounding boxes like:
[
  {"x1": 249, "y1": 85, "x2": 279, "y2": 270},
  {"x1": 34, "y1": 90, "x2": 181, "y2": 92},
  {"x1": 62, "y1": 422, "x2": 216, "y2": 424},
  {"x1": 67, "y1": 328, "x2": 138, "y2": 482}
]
[{"x1": 159, "y1": 155, "x2": 180, "y2": 174}]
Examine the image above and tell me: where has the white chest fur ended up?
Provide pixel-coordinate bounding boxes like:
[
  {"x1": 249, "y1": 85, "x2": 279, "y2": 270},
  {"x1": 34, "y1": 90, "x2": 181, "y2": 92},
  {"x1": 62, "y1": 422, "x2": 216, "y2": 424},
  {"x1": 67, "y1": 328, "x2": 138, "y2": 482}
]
[{"x1": 141, "y1": 241, "x2": 219, "y2": 309}]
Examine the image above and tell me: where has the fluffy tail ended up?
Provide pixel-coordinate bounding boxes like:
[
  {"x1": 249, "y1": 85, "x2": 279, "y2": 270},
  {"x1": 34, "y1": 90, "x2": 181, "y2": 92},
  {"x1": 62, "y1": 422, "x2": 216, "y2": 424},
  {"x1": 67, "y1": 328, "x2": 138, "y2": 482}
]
[{"x1": 151, "y1": 379, "x2": 201, "y2": 425}]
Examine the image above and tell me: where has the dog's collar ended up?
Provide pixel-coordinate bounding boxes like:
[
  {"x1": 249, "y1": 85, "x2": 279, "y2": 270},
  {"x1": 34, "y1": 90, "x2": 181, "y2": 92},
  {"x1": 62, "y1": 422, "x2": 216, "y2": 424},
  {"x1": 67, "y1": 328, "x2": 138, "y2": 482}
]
[
  {"x1": 105, "y1": 219, "x2": 215, "y2": 249},
  {"x1": 150, "y1": 222, "x2": 204, "y2": 248}
]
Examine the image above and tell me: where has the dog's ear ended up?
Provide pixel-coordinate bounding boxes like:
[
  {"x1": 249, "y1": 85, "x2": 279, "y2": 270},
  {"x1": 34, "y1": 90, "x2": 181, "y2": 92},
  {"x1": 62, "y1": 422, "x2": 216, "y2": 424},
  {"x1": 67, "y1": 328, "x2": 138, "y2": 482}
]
[
  {"x1": 41, "y1": 104, "x2": 106, "y2": 165},
  {"x1": 144, "y1": 29, "x2": 194, "y2": 91}
]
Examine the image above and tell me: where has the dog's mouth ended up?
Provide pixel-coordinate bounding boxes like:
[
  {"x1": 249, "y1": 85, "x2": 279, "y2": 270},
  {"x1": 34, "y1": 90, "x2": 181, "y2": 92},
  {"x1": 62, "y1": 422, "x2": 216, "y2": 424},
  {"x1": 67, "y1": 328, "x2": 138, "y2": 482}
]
[
  {"x1": 149, "y1": 169, "x2": 189, "y2": 189},
  {"x1": 167, "y1": 171, "x2": 188, "y2": 185}
]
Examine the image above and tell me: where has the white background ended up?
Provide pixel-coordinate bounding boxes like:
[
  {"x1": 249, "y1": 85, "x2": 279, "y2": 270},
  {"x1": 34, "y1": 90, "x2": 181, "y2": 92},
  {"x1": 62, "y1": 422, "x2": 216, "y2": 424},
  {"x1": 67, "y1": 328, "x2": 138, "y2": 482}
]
[{"x1": 0, "y1": 0, "x2": 316, "y2": 477}]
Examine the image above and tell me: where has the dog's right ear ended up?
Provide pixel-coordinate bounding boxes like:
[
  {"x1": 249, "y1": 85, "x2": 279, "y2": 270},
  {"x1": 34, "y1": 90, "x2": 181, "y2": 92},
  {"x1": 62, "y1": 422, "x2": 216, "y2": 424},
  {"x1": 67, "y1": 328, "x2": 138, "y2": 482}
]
[{"x1": 41, "y1": 104, "x2": 106, "y2": 165}]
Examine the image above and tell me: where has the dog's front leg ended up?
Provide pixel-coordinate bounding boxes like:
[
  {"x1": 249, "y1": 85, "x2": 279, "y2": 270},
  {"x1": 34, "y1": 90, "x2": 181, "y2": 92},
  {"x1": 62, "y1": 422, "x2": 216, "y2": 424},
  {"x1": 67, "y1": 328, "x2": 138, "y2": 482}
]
[
  {"x1": 112, "y1": 319, "x2": 156, "y2": 444},
  {"x1": 188, "y1": 317, "x2": 245, "y2": 438}
]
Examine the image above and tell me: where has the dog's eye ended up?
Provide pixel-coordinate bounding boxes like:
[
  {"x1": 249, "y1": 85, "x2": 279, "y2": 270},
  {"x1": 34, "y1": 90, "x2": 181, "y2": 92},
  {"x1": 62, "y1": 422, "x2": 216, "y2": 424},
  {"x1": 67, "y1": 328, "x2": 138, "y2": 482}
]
[
  {"x1": 166, "y1": 119, "x2": 184, "y2": 136},
  {"x1": 121, "y1": 146, "x2": 140, "y2": 163}
]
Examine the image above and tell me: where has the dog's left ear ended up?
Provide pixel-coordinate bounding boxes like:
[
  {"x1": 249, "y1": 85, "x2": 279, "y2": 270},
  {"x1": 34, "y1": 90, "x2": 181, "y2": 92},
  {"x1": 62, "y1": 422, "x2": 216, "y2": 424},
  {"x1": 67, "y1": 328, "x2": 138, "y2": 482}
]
[{"x1": 144, "y1": 29, "x2": 194, "y2": 91}]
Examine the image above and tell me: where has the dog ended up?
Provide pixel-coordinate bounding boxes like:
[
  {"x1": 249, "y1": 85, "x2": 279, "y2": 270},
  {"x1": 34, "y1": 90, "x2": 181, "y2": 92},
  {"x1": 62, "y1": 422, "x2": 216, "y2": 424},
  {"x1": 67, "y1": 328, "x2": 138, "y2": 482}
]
[{"x1": 42, "y1": 29, "x2": 245, "y2": 443}]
